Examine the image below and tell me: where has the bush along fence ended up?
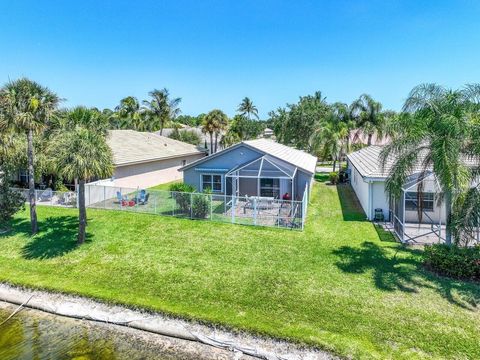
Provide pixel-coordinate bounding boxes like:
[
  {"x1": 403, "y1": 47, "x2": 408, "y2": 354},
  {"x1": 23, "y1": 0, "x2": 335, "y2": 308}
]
[{"x1": 83, "y1": 184, "x2": 308, "y2": 230}]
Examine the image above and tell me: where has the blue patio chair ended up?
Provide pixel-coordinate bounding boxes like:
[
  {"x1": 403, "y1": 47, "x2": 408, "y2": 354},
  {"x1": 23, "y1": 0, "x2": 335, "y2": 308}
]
[{"x1": 115, "y1": 191, "x2": 123, "y2": 204}]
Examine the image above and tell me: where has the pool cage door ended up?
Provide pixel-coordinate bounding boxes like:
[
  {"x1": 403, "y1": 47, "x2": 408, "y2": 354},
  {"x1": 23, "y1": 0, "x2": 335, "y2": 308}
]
[{"x1": 390, "y1": 173, "x2": 445, "y2": 244}]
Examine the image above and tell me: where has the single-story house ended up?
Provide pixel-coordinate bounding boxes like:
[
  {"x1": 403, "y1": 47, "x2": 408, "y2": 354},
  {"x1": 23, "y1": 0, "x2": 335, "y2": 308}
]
[
  {"x1": 347, "y1": 146, "x2": 448, "y2": 222},
  {"x1": 105, "y1": 130, "x2": 206, "y2": 189},
  {"x1": 179, "y1": 139, "x2": 317, "y2": 201}
]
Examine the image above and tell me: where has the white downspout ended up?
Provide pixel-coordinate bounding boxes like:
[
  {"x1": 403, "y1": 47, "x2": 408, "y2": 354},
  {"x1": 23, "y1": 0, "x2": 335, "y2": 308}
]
[{"x1": 368, "y1": 181, "x2": 373, "y2": 221}]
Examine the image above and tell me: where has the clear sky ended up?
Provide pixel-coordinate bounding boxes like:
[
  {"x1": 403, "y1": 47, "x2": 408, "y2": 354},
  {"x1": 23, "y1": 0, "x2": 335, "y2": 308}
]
[{"x1": 1, "y1": 0, "x2": 479, "y2": 118}]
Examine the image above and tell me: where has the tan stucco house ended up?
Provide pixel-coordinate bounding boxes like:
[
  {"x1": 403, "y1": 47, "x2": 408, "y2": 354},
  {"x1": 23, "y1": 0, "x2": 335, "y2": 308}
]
[{"x1": 104, "y1": 130, "x2": 206, "y2": 189}]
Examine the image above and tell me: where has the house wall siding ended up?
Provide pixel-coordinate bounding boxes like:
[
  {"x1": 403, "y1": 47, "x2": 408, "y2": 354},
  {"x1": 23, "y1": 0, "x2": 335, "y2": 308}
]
[
  {"x1": 372, "y1": 181, "x2": 389, "y2": 221},
  {"x1": 183, "y1": 145, "x2": 264, "y2": 193},
  {"x1": 349, "y1": 163, "x2": 370, "y2": 219},
  {"x1": 114, "y1": 153, "x2": 205, "y2": 189}
]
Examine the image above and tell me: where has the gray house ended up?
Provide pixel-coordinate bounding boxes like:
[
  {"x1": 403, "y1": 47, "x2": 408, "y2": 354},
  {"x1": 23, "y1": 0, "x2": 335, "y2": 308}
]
[{"x1": 179, "y1": 139, "x2": 317, "y2": 201}]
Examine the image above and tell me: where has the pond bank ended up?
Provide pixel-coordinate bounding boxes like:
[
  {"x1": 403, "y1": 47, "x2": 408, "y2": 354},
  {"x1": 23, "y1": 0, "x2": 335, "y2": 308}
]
[{"x1": 0, "y1": 283, "x2": 333, "y2": 360}]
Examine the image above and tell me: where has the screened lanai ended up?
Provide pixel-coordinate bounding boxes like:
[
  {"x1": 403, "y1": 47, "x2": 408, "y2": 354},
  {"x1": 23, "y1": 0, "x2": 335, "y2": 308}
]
[
  {"x1": 389, "y1": 172, "x2": 447, "y2": 244},
  {"x1": 225, "y1": 155, "x2": 297, "y2": 199}
]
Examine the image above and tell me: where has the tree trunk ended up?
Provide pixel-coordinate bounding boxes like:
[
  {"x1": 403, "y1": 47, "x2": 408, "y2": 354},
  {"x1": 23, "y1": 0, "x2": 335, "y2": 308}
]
[
  {"x1": 367, "y1": 133, "x2": 373, "y2": 146},
  {"x1": 445, "y1": 190, "x2": 452, "y2": 245},
  {"x1": 214, "y1": 133, "x2": 218, "y2": 153},
  {"x1": 27, "y1": 129, "x2": 38, "y2": 235},
  {"x1": 78, "y1": 179, "x2": 87, "y2": 245},
  {"x1": 209, "y1": 133, "x2": 214, "y2": 154},
  {"x1": 332, "y1": 159, "x2": 336, "y2": 172}
]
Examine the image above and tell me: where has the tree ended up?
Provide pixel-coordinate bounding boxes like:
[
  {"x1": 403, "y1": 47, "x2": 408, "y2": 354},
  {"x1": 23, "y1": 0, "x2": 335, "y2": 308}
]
[
  {"x1": 53, "y1": 108, "x2": 113, "y2": 244},
  {"x1": 202, "y1": 110, "x2": 228, "y2": 154},
  {"x1": 0, "y1": 78, "x2": 60, "y2": 234},
  {"x1": 168, "y1": 128, "x2": 202, "y2": 145},
  {"x1": 352, "y1": 94, "x2": 385, "y2": 146},
  {"x1": 237, "y1": 97, "x2": 259, "y2": 120},
  {"x1": 114, "y1": 96, "x2": 144, "y2": 130},
  {"x1": 311, "y1": 116, "x2": 348, "y2": 172},
  {"x1": 143, "y1": 88, "x2": 181, "y2": 134},
  {"x1": 380, "y1": 83, "x2": 480, "y2": 245},
  {"x1": 269, "y1": 92, "x2": 330, "y2": 153}
]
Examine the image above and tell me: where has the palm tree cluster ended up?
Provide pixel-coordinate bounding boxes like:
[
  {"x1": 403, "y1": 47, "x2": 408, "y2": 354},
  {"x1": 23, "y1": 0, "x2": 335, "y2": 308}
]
[
  {"x1": 381, "y1": 84, "x2": 480, "y2": 246},
  {"x1": 110, "y1": 88, "x2": 182, "y2": 134},
  {"x1": 270, "y1": 92, "x2": 394, "y2": 171},
  {"x1": 0, "y1": 78, "x2": 113, "y2": 243}
]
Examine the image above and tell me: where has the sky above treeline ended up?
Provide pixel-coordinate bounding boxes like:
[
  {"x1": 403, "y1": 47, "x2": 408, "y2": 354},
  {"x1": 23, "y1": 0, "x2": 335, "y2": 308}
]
[{"x1": 1, "y1": 0, "x2": 479, "y2": 118}]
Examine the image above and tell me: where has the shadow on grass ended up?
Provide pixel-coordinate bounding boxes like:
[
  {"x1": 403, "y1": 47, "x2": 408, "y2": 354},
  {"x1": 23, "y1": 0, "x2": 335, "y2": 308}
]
[
  {"x1": 374, "y1": 224, "x2": 398, "y2": 243},
  {"x1": 333, "y1": 239, "x2": 480, "y2": 309},
  {"x1": 336, "y1": 183, "x2": 367, "y2": 221},
  {"x1": 314, "y1": 173, "x2": 329, "y2": 183},
  {"x1": 2, "y1": 216, "x2": 92, "y2": 260}
]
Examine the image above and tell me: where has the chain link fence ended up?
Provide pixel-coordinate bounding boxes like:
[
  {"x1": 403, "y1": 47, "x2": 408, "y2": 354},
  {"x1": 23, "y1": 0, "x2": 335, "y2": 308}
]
[{"x1": 85, "y1": 184, "x2": 306, "y2": 230}]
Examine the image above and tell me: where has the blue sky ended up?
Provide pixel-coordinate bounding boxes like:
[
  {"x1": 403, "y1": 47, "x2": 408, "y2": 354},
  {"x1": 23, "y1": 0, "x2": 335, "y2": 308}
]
[{"x1": 1, "y1": 1, "x2": 479, "y2": 118}]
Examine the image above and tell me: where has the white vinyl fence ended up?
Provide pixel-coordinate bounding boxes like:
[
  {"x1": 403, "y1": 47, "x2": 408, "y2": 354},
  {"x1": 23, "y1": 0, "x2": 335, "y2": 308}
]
[
  {"x1": 11, "y1": 188, "x2": 77, "y2": 208},
  {"x1": 85, "y1": 184, "x2": 308, "y2": 230}
]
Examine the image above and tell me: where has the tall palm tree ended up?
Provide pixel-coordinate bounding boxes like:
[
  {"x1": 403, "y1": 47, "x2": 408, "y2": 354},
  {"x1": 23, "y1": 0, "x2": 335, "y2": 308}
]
[
  {"x1": 115, "y1": 96, "x2": 142, "y2": 130},
  {"x1": 330, "y1": 102, "x2": 357, "y2": 154},
  {"x1": 54, "y1": 117, "x2": 113, "y2": 244},
  {"x1": 202, "y1": 110, "x2": 229, "y2": 154},
  {"x1": 352, "y1": 94, "x2": 385, "y2": 146},
  {"x1": 143, "y1": 88, "x2": 181, "y2": 134},
  {"x1": 237, "y1": 97, "x2": 259, "y2": 120},
  {"x1": 380, "y1": 83, "x2": 480, "y2": 245},
  {"x1": 0, "y1": 78, "x2": 60, "y2": 234}
]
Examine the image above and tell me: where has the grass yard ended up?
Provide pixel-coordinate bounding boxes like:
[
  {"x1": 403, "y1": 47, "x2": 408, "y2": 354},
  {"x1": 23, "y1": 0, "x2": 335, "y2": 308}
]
[
  {"x1": 148, "y1": 179, "x2": 181, "y2": 191},
  {"x1": 0, "y1": 179, "x2": 479, "y2": 359}
]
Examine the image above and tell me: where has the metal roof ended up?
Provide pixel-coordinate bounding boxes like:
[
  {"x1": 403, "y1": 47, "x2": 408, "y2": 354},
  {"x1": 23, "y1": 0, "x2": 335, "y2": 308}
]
[
  {"x1": 107, "y1": 130, "x2": 206, "y2": 167},
  {"x1": 179, "y1": 139, "x2": 317, "y2": 174}
]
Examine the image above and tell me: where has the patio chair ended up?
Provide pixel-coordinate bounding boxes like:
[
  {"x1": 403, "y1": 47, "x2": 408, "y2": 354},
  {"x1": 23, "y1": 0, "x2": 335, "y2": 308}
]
[
  {"x1": 115, "y1": 191, "x2": 123, "y2": 204},
  {"x1": 39, "y1": 188, "x2": 53, "y2": 202},
  {"x1": 138, "y1": 192, "x2": 149, "y2": 205}
]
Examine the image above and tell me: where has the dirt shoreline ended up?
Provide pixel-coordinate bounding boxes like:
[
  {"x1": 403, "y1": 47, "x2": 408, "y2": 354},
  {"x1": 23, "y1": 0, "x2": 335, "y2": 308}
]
[{"x1": 0, "y1": 283, "x2": 335, "y2": 360}]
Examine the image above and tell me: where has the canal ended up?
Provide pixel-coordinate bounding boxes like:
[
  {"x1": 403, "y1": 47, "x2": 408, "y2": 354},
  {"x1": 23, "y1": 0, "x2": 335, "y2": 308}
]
[{"x1": 0, "y1": 304, "x2": 237, "y2": 360}]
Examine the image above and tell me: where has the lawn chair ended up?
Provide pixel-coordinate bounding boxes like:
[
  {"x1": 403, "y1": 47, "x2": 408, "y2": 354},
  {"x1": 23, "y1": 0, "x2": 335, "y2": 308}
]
[
  {"x1": 115, "y1": 191, "x2": 123, "y2": 204},
  {"x1": 138, "y1": 192, "x2": 149, "y2": 205},
  {"x1": 39, "y1": 188, "x2": 53, "y2": 201}
]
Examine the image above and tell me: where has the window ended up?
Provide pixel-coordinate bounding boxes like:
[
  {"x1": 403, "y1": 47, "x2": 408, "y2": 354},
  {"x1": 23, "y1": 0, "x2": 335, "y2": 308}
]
[
  {"x1": 405, "y1": 192, "x2": 434, "y2": 212},
  {"x1": 181, "y1": 159, "x2": 187, "y2": 166},
  {"x1": 260, "y1": 178, "x2": 280, "y2": 198},
  {"x1": 201, "y1": 174, "x2": 222, "y2": 193},
  {"x1": 19, "y1": 170, "x2": 29, "y2": 184}
]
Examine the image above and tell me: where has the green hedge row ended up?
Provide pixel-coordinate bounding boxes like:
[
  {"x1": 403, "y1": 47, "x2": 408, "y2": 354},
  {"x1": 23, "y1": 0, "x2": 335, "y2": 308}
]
[{"x1": 423, "y1": 244, "x2": 480, "y2": 281}]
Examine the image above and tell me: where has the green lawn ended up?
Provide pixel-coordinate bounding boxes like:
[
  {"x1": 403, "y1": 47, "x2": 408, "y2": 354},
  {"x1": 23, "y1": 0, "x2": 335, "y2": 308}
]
[
  {"x1": 148, "y1": 180, "x2": 181, "y2": 191},
  {"x1": 1, "y1": 180, "x2": 479, "y2": 359}
]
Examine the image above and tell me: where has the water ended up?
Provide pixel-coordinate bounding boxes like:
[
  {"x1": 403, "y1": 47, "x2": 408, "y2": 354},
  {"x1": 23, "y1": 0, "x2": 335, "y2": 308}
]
[{"x1": 0, "y1": 304, "x2": 230, "y2": 360}]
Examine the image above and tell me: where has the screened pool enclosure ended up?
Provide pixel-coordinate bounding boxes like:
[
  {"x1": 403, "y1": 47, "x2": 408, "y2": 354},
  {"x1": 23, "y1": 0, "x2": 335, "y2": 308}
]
[{"x1": 389, "y1": 172, "x2": 447, "y2": 244}]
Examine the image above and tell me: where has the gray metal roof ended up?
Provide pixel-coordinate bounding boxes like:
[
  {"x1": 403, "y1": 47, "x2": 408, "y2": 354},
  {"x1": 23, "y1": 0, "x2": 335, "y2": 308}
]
[
  {"x1": 180, "y1": 139, "x2": 317, "y2": 174},
  {"x1": 243, "y1": 139, "x2": 317, "y2": 174},
  {"x1": 107, "y1": 130, "x2": 206, "y2": 167}
]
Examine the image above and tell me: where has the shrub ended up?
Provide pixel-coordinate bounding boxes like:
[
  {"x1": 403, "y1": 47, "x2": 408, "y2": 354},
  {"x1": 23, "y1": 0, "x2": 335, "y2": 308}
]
[
  {"x1": 329, "y1": 172, "x2": 339, "y2": 184},
  {"x1": 169, "y1": 182, "x2": 196, "y2": 214},
  {"x1": 192, "y1": 193, "x2": 210, "y2": 219},
  {"x1": 423, "y1": 244, "x2": 480, "y2": 281},
  {"x1": 169, "y1": 182, "x2": 195, "y2": 193},
  {"x1": 168, "y1": 129, "x2": 202, "y2": 145},
  {"x1": 0, "y1": 175, "x2": 25, "y2": 232}
]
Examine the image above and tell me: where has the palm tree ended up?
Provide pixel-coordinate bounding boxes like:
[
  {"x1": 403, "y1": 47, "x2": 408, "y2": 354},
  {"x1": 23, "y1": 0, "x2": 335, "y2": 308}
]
[
  {"x1": 0, "y1": 78, "x2": 60, "y2": 234},
  {"x1": 202, "y1": 110, "x2": 228, "y2": 154},
  {"x1": 237, "y1": 97, "x2": 259, "y2": 120},
  {"x1": 143, "y1": 88, "x2": 181, "y2": 134},
  {"x1": 54, "y1": 113, "x2": 113, "y2": 244},
  {"x1": 352, "y1": 94, "x2": 385, "y2": 146},
  {"x1": 330, "y1": 102, "x2": 357, "y2": 154},
  {"x1": 380, "y1": 83, "x2": 480, "y2": 245},
  {"x1": 115, "y1": 96, "x2": 142, "y2": 130}
]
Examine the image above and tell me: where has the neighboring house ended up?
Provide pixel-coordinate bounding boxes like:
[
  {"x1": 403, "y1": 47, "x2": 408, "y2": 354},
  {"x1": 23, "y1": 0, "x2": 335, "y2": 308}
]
[
  {"x1": 349, "y1": 130, "x2": 391, "y2": 146},
  {"x1": 347, "y1": 146, "x2": 447, "y2": 221},
  {"x1": 347, "y1": 145, "x2": 452, "y2": 242},
  {"x1": 179, "y1": 139, "x2": 317, "y2": 201},
  {"x1": 104, "y1": 130, "x2": 206, "y2": 188},
  {"x1": 262, "y1": 127, "x2": 275, "y2": 139}
]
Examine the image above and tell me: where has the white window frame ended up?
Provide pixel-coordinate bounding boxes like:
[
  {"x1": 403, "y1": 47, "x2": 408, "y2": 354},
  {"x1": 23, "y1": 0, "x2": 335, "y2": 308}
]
[{"x1": 200, "y1": 173, "x2": 223, "y2": 193}]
